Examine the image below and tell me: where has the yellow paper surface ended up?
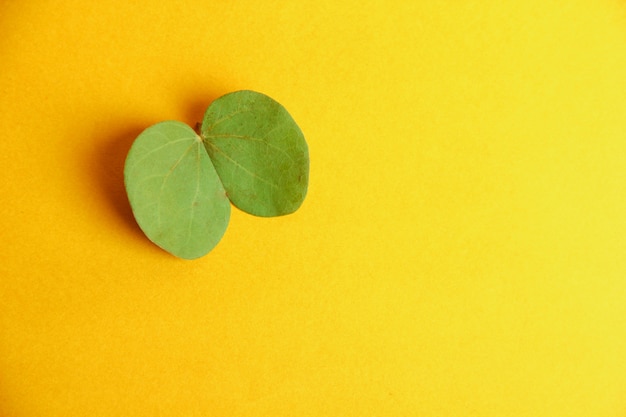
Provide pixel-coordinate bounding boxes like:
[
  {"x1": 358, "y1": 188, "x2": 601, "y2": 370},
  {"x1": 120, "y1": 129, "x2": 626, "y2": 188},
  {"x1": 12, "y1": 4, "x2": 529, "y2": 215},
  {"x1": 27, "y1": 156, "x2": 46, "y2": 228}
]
[{"x1": 2, "y1": 1, "x2": 626, "y2": 415}]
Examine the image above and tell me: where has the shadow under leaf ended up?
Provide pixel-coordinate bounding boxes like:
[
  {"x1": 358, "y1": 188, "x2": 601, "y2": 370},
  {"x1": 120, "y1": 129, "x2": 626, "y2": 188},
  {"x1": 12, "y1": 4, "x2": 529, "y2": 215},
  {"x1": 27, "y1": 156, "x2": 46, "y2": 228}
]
[{"x1": 91, "y1": 123, "x2": 147, "y2": 238}]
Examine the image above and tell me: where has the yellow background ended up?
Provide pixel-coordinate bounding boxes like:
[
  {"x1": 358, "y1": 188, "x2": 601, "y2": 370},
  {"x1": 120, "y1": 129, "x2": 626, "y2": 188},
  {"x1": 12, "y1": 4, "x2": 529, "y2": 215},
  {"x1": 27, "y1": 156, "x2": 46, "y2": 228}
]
[{"x1": 2, "y1": 0, "x2": 626, "y2": 415}]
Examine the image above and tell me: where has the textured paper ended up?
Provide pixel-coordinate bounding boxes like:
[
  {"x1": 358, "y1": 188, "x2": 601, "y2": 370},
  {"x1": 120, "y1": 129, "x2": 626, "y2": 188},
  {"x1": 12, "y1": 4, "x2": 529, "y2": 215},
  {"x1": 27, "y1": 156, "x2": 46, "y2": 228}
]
[{"x1": 2, "y1": 1, "x2": 626, "y2": 416}]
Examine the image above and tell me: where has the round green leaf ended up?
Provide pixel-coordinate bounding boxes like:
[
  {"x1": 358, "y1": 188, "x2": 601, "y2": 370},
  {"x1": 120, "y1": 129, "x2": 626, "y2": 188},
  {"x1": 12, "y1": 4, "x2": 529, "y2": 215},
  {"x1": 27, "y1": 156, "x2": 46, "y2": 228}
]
[
  {"x1": 124, "y1": 121, "x2": 230, "y2": 259},
  {"x1": 200, "y1": 90, "x2": 309, "y2": 217}
]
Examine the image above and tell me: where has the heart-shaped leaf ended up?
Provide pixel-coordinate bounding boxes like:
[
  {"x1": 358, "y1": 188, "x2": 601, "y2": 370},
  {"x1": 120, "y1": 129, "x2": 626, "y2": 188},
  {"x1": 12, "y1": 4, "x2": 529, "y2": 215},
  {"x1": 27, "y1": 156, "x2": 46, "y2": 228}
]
[
  {"x1": 124, "y1": 121, "x2": 230, "y2": 259},
  {"x1": 201, "y1": 90, "x2": 309, "y2": 217}
]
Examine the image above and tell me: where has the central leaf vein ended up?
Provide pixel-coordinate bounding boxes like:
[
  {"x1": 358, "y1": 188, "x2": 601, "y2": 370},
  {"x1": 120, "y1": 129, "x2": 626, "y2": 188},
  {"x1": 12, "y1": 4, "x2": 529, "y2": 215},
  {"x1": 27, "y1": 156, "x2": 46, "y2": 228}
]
[
  {"x1": 127, "y1": 136, "x2": 191, "y2": 175},
  {"x1": 205, "y1": 133, "x2": 296, "y2": 163},
  {"x1": 157, "y1": 141, "x2": 196, "y2": 228},
  {"x1": 185, "y1": 145, "x2": 201, "y2": 249},
  {"x1": 203, "y1": 107, "x2": 251, "y2": 132},
  {"x1": 205, "y1": 141, "x2": 279, "y2": 189}
]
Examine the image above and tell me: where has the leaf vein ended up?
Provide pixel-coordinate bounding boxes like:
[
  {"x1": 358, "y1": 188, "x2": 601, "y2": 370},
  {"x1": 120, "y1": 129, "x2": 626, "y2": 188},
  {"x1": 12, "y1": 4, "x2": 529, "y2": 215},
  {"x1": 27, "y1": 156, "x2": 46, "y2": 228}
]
[
  {"x1": 184, "y1": 145, "x2": 202, "y2": 249},
  {"x1": 205, "y1": 141, "x2": 279, "y2": 189},
  {"x1": 203, "y1": 107, "x2": 251, "y2": 132},
  {"x1": 127, "y1": 136, "x2": 192, "y2": 175},
  {"x1": 156, "y1": 142, "x2": 197, "y2": 228},
  {"x1": 206, "y1": 133, "x2": 296, "y2": 163}
]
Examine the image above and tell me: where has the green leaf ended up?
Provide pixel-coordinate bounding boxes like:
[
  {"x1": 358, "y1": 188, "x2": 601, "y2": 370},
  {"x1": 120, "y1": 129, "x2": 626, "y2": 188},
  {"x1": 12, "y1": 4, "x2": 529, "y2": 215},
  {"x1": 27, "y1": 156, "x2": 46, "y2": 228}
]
[
  {"x1": 200, "y1": 90, "x2": 309, "y2": 217},
  {"x1": 124, "y1": 121, "x2": 230, "y2": 259}
]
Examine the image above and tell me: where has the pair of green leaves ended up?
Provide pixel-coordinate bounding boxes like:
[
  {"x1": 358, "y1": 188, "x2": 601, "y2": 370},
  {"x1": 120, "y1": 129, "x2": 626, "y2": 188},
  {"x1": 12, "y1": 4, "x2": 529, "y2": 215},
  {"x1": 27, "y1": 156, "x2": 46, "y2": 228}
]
[{"x1": 124, "y1": 90, "x2": 309, "y2": 259}]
